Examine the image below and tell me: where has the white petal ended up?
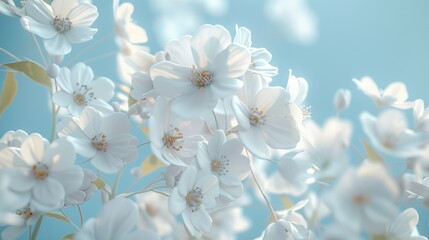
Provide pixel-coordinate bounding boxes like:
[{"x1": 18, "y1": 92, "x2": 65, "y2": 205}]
[
  {"x1": 178, "y1": 166, "x2": 197, "y2": 196},
  {"x1": 88, "y1": 99, "x2": 114, "y2": 115},
  {"x1": 207, "y1": 130, "x2": 226, "y2": 160},
  {"x1": 91, "y1": 152, "x2": 123, "y2": 173},
  {"x1": 77, "y1": 107, "x2": 102, "y2": 139},
  {"x1": 164, "y1": 35, "x2": 194, "y2": 67},
  {"x1": 239, "y1": 127, "x2": 269, "y2": 159},
  {"x1": 56, "y1": 67, "x2": 74, "y2": 92},
  {"x1": 124, "y1": 23, "x2": 148, "y2": 44},
  {"x1": 210, "y1": 77, "x2": 243, "y2": 99},
  {"x1": 24, "y1": 0, "x2": 53, "y2": 24},
  {"x1": 67, "y1": 3, "x2": 98, "y2": 27},
  {"x1": 191, "y1": 24, "x2": 231, "y2": 70},
  {"x1": 21, "y1": 16, "x2": 56, "y2": 39},
  {"x1": 100, "y1": 112, "x2": 130, "y2": 137},
  {"x1": 1, "y1": 225, "x2": 27, "y2": 240},
  {"x1": 170, "y1": 89, "x2": 216, "y2": 118},
  {"x1": 20, "y1": 134, "x2": 47, "y2": 165},
  {"x1": 44, "y1": 138, "x2": 76, "y2": 170},
  {"x1": 211, "y1": 43, "x2": 250, "y2": 78},
  {"x1": 89, "y1": 77, "x2": 114, "y2": 101},
  {"x1": 384, "y1": 81, "x2": 408, "y2": 102},
  {"x1": 5, "y1": 168, "x2": 36, "y2": 192},
  {"x1": 189, "y1": 208, "x2": 212, "y2": 232},
  {"x1": 52, "y1": 90, "x2": 73, "y2": 107},
  {"x1": 105, "y1": 134, "x2": 138, "y2": 160},
  {"x1": 231, "y1": 96, "x2": 251, "y2": 131},
  {"x1": 151, "y1": 61, "x2": 194, "y2": 98},
  {"x1": 169, "y1": 187, "x2": 186, "y2": 215},
  {"x1": 263, "y1": 116, "x2": 300, "y2": 149},
  {"x1": 66, "y1": 27, "x2": 97, "y2": 43},
  {"x1": 44, "y1": 34, "x2": 71, "y2": 55},
  {"x1": 31, "y1": 179, "x2": 65, "y2": 212},
  {"x1": 51, "y1": 0, "x2": 78, "y2": 17},
  {"x1": 50, "y1": 166, "x2": 83, "y2": 194}
]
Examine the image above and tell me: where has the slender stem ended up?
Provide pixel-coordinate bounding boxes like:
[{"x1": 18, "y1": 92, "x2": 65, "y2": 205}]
[
  {"x1": 245, "y1": 149, "x2": 278, "y2": 222},
  {"x1": 31, "y1": 216, "x2": 43, "y2": 240},
  {"x1": 30, "y1": 33, "x2": 47, "y2": 67},
  {"x1": 59, "y1": 209, "x2": 80, "y2": 230},
  {"x1": 0, "y1": 48, "x2": 20, "y2": 61},
  {"x1": 222, "y1": 98, "x2": 228, "y2": 130},
  {"x1": 77, "y1": 205, "x2": 84, "y2": 227},
  {"x1": 152, "y1": 189, "x2": 169, "y2": 197},
  {"x1": 212, "y1": 110, "x2": 219, "y2": 130},
  {"x1": 110, "y1": 167, "x2": 123, "y2": 199},
  {"x1": 124, "y1": 186, "x2": 167, "y2": 198},
  {"x1": 65, "y1": 31, "x2": 114, "y2": 66},
  {"x1": 49, "y1": 78, "x2": 57, "y2": 142},
  {"x1": 138, "y1": 141, "x2": 150, "y2": 147},
  {"x1": 28, "y1": 226, "x2": 32, "y2": 240}
]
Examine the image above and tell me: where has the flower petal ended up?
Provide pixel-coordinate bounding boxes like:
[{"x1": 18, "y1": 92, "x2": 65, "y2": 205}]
[
  {"x1": 51, "y1": 0, "x2": 78, "y2": 17},
  {"x1": 31, "y1": 178, "x2": 65, "y2": 212},
  {"x1": 20, "y1": 134, "x2": 48, "y2": 165},
  {"x1": 151, "y1": 61, "x2": 194, "y2": 98},
  {"x1": 170, "y1": 89, "x2": 216, "y2": 118},
  {"x1": 211, "y1": 43, "x2": 250, "y2": 78},
  {"x1": 67, "y1": 3, "x2": 98, "y2": 27},
  {"x1": 169, "y1": 187, "x2": 186, "y2": 215},
  {"x1": 66, "y1": 26, "x2": 97, "y2": 44},
  {"x1": 190, "y1": 208, "x2": 212, "y2": 232},
  {"x1": 49, "y1": 166, "x2": 83, "y2": 194},
  {"x1": 90, "y1": 77, "x2": 115, "y2": 101},
  {"x1": 239, "y1": 127, "x2": 269, "y2": 159},
  {"x1": 21, "y1": 16, "x2": 57, "y2": 39},
  {"x1": 91, "y1": 152, "x2": 123, "y2": 173},
  {"x1": 45, "y1": 138, "x2": 76, "y2": 171},
  {"x1": 178, "y1": 166, "x2": 197, "y2": 196},
  {"x1": 44, "y1": 34, "x2": 72, "y2": 55},
  {"x1": 52, "y1": 90, "x2": 73, "y2": 107},
  {"x1": 100, "y1": 112, "x2": 130, "y2": 137}
]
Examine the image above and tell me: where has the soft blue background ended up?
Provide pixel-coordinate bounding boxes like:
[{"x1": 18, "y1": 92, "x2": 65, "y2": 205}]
[{"x1": 1, "y1": 0, "x2": 429, "y2": 239}]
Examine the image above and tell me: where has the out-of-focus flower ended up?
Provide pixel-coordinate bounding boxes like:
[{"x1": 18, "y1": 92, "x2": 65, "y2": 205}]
[
  {"x1": 0, "y1": 135, "x2": 84, "y2": 212},
  {"x1": 0, "y1": 171, "x2": 29, "y2": 226},
  {"x1": 360, "y1": 110, "x2": 422, "y2": 158},
  {"x1": 232, "y1": 87, "x2": 300, "y2": 159},
  {"x1": 152, "y1": 24, "x2": 250, "y2": 118},
  {"x1": 0, "y1": 130, "x2": 28, "y2": 149},
  {"x1": 413, "y1": 99, "x2": 429, "y2": 134},
  {"x1": 382, "y1": 208, "x2": 427, "y2": 240},
  {"x1": 1, "y1": 205, "x2": 43, "y2": 240},
  {"x1": 53, "y1": 63, "x2": 115, "y2": 117},
  {"x1": 74, "y1": 198, "x2": 160, "y2": 240},
  {"x1": 169, "y1": 166, "x2": 219, "y2": 237},
  {"x1": 149, "y1": 97, "x2": 203, "y2": 166},
  {"x1": 264, "y1": 0, "x2": 318, "y2": 44},
  {"x1": 334, "y1": 89, "x2": 351, "y2": 111},
  {"x1": 136, "y1": 192, "x2": 177, "y2": 237},
  {"x1": 300, "y1": 117, "x2": 352, "y2": 180},
  {"x1": 64, "y1": 168, "x2": 97, "y2": 206},
  {"x1": 57, "y1": 107, "x2": 138, "y2": 173},
  {"x1": 324, "y1": 161, "x2": 400, "y2": 235},
  {"x1": 113, "y1": 1, "x2": 147, "y2": 44},
  {"x1": 205, "y1": 207, "x2": 251, "y2": 240},
  {"x1": 196, "y1": 130, "x2": 249, "y2": 202},
  {"x1": 21, "y1": 0, "x2": 98, "y2": 56},
  {"x1": 0, "y1": 0, "x2": 22, "y2": 17},
  {"x1": 353, "y1": 76, "x2": 414, "y2": 109}
]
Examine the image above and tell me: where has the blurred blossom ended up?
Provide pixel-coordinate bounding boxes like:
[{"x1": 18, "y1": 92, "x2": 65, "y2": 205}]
[
  {"x1": 264, "y1": 0, "x2": 318, "y2": 44},
  {"x1": 0, "y1": 130, "x2": 28, "y2": 149},
  {"x1": 334, "y1": 88, "x2": 351, "y2": 112}
]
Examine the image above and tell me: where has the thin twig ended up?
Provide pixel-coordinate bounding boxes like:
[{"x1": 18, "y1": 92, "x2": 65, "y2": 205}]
[
  {"x1": 77, "y1": 205, "x2": 84, "y2": 227},
  {"x1": 0, "y1": 48, "x2": 20, "y2": 61},
  {"x1": 31, "y1": 33, "x2": 47, "y2": 67}
]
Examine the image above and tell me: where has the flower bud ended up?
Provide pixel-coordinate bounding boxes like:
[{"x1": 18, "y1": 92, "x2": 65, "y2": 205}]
[
  {"x1": 46, "y1": 64, "x2": 60, "y2": 78},
  {"x1": 334, "y1": 89, "x2": 351, "y2": 111}
]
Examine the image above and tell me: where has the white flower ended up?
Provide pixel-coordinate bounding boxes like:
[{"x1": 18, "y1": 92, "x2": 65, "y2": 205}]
[
  {"x1": 149, "y1": 97, "x2": 204, "y2": 166},
  {"x1": 113, "y1": 1, "x2": 147, "y2": 44},
  {"x1": 413, "y1": 99, "x2": 429, "y2": 134},
  {"x1": 233, "y1": 25, "x2": 278, "y2": 81},
  {"x1": 74, "y1": 198, "x2": 160, "y2": 240},
  {"x1": 360, "y1": 109, "x2": 422, "y2": 157},
  {"x1": 1, "y1": 205, "x2": 43, "y2": 240},
  {"x1": 324, "y1": 161, "x2": 400, "y2": 235},
  {"x1": 353, "y1": 77, "x2": 414, "y2": 109},
  {"x1": 53, "y1": 62, "x2": 115, "y2": 117},
  {"x1": 0, "y1": 130, "x2": 28, "y2": 149},
  {"x1": 301, "y1": 117, "x2": 352, "y2": 180},
  {"x1": 286, "y1": 70, "x2": 309, "y2": 107},
  {"x1": 0, "y1": 171, "x2": 29, "y2": 226},
  {"x1": 64, "y1": 168, "x2": 97, "y2": 206},
  {"x1": 57, "y1": 106, "x2": 138, "y2": 173},
  {"x1": 136, "y1": 192, "x2": 177, "y2": 237},
  {"x1": 205, "y1": 207, "x2": 250, "y2": 240},
  {"x1": 334, "y1": 88, "x2": 351, "y2": 111},
  {"x1": 404, "y1": 176, "x2": 429, "y2": 207},
  {"x1": 232, "y1": 87, "x2": 300, "y2": 159},
  {"x1": 21, "y1": 0, "x2": 98, "y2": 56},
  {"x1": 151, "y1": 24, "x2": 251, "y2": 118},
  {"x1": 384, "y1": 208, "x2": 427, "y2": 240},
  {"x1": 0, "y1": 0, "x2": 22, "y2": 17},
  {"x1": 0, "y1": 135, "x2": 84, "y2": 212},
  {"x1": 196, "y1": 130, "x2": 250, "y2": 202},
  {"x1": 266, "y1": 152, "x2": 312, "y2": 196},
  {"x1": 169, "y1": 166, "x2": 219, "y2": 237}
]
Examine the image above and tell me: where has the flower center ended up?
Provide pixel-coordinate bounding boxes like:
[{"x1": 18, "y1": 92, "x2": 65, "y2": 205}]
[
  {"x1": 353, "y1": 194, "x2": 369, "y2": 205},
  {"x1": 163, "y1": 125, "x2": 184, "y2": 151},
  {"x1": 190, "y1": 65, "x2": 213, "y2": 89},
  {"x1": 185, "y1": 187, "x2": 203, "y2": 212},
  {"x1": 73, "y1": 83, "x2": 96, "y2": 106},
  {"x1": 211, "y1": 155, "x2": 229, "y2": 176},
  {"x1": 16, "y1": 206, "x2": 35, "y2": 220},
  {"x1": 92, "y1": 133, "x2": 107, "y2": 152},
  {"x1": 53, "y1": 16, "x2": 72, "y2": 33},
  {"x1": 32, "y1": 162, "x2": 49, "y2": 180},
  {"x1": 301, "y1": 105, "x2": 312, "y2": 120},
  {"x1": 146, "y1": 203, "x2": 158, "y2": 217},
  {"x1": 250, "y1": 107, "x2": 266, "y2": 126}
]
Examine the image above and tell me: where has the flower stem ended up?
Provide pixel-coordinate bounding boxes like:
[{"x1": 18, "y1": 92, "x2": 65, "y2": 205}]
[
  {"x1": 245, "y1": 149, "x2": 278, "y2": 222},
  {"x1": 49, "y1": 78, "x2": 57, "y2": 142},
  {"x1": 110, "y1": 167, "x2": 123, "y2": 199},
  {"x1": 31, "y1": 216, "x2": 43, "y2": 240},
  {"x1": 59, "y1": 209, "x2": 80, "y2": 230},
  {"x1": 212, "y1": 110, "x2": 219, "y2": 130},
  {"x1": 30, "y1": 33, "x2": 47, "y2": 67},
  {"x1": 138, "y1": 141, "x2": 150, "y2": 147},
  {"x1": 0, "y1": 48, "x2": 20, "y2": 61},
  {"x1": 77, "y1": 205, "x2": 84, "y2": 227}
]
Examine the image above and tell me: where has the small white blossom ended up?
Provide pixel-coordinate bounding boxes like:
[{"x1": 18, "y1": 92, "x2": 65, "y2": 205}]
[
  {"x1": 414, "y1": 99, "x2": 429, "y2": 134},
  {"x1": 334, "y1": 88, "x2": 351, "y2": 111}
]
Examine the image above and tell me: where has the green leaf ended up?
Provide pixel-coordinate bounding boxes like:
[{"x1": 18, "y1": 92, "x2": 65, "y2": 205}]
[
  {"x1": 128, "y1": 92, "x2": 137, "y2": 107},
  {"x1": 93, "y1": 178, "x2": 105, "y2": 189},
  {"x1": 362, "y1": 140, "x2": 384, "y2": 163},
  {"x1": 44, "y1": 212, "x2": 70, "y2": 224},
  {"x1": 3, "y1": 61, "x2": 51, "y2": 88},
  {"x1": 0, "y1": 72, "x2": 17, "y2": 116},
  {"x1": 62, "y1": 233, "x2": 74, "y2": 240},
  {"x1": 140, "y1": 154, "x2": 164, "y2": 177}
]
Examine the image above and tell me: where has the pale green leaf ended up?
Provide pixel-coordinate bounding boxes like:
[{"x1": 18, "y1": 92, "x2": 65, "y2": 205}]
[
  {"x1": 0, "y1": 72, "x2": 17, "y2": 116},
  {"x1": 140, "y1": 154, "x2": 164, "y2": 176},
  {"x1": 93, "y1": 178, "x2": 105, "y2": 189},
  {"x1": 44, "y1": 212, "x2": 70, "y2": 224},
  {"x1": 3, "y1": 61, "x2": 51, "y2": 88},
  {"x1": 362, "y1": 140, "x2": 384, "y2": 163},
  {"x1": 128, "y1": 92, "x2": 137, "y2": 107},
  {"x1": 62, "y1": 233, "x2": 74, "y2": 240}
]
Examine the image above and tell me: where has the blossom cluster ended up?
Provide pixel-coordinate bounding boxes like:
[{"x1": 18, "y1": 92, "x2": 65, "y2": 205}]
[{"x1": 0, "y1": 0, "x2": 428, "y2": 239}]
